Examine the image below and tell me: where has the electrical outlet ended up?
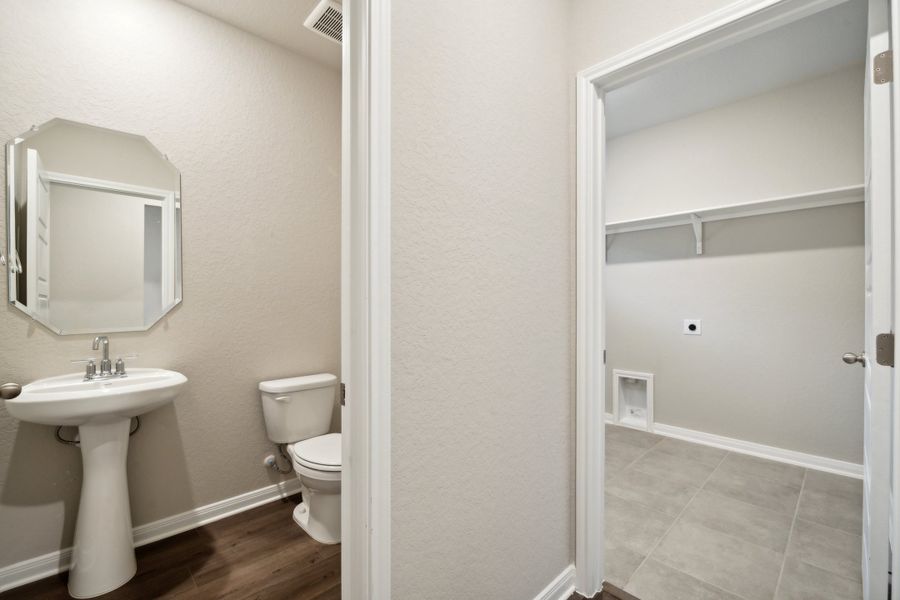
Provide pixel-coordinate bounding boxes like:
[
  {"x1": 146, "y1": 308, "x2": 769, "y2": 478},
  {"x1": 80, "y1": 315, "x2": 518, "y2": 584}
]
[{"x1": 683, "y1": 319, "x2": 702, "y2": 335}]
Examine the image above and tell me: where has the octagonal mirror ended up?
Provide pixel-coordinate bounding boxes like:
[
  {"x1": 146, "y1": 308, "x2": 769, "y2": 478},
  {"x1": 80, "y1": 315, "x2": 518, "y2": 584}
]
[{"x1": 6, "y1": 119, "x2": 182, "y2": 334}]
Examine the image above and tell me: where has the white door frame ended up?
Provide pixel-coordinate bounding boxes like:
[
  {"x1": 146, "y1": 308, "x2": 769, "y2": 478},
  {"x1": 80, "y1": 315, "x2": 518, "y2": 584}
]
[
  {"x1": 891, "y1": 1, "x2": 900, "y2": 594},
  {"x1": 574, "y1": 0, "x2": 873, "y2": 595},
  {"x1": 341, "y1": 0, "x2": 392, "y2": 598}
]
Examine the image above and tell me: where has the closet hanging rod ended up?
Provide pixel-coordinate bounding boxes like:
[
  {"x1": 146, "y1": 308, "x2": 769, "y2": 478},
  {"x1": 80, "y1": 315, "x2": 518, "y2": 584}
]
[{"x1": 605, "y1": 184, "x2": 864, "y2": 236}]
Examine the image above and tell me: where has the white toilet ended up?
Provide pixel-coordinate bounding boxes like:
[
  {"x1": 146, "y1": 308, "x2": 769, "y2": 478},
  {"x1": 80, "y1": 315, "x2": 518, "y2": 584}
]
[{"x1": 259, "y1": 373, "x2": 341, "y2": 544}]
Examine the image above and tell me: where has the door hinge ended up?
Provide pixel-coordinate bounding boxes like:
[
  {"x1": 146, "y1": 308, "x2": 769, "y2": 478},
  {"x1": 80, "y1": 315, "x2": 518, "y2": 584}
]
[
  {"x1": 603, "y1": 349, "x2": 607, "y2": 365},
  {"x1": 876, "y1": 333, "x2": 894, "y2": 367},
  {"x1": 340, "y1": 383, "x2": 346, "y2": 405},
  {"x1": 874, "y1": 51, "x2": 893, "y2": 84}
]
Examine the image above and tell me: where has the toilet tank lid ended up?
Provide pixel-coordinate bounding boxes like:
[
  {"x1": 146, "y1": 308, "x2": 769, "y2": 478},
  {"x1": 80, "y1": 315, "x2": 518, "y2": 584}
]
[{"x1": 259, "y1": 373, "x2": 337, "y2": 394}]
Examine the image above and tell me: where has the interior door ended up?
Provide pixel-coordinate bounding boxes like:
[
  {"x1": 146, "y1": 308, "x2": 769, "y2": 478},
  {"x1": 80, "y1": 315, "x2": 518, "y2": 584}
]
[
  {"x1": 863, "y1": 1, "x2": 893, "y2": 597},
  {"x1": 26, "y1": 148, "x2": 50, "y2": 323}
]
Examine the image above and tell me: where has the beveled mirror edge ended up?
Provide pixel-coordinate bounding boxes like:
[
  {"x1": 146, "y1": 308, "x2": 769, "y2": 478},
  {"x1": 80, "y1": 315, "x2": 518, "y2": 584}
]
[
  {"x1": 4, "y1": 118, "x2": 184, "y2": 336},
  {"x1": 7, "y1": 136, "x2": 22, "y2": 309}
]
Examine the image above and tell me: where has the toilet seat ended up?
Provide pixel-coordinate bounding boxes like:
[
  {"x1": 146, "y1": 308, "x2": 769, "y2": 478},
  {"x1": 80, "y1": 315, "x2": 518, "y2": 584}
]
[{"x1": 290, "y1": 433, "x2": 341, "y2": 472}]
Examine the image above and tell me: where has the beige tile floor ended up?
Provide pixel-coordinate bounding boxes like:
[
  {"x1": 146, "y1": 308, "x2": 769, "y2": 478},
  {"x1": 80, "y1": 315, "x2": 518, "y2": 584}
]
[{"x1": 604, "y1": 424, "x2": 863, "y2": 600}]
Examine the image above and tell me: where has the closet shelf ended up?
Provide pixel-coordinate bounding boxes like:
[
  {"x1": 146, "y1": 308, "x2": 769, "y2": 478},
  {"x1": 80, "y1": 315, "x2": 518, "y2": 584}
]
[{"x1": 604, "y1": 184, "x2": 864, "y2": 255}]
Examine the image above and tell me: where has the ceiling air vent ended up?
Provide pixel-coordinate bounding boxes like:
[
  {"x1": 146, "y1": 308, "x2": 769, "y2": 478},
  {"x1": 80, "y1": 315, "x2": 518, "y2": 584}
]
[{"x1": 304, "y1": 0, "x2": 343, "y2": 45}]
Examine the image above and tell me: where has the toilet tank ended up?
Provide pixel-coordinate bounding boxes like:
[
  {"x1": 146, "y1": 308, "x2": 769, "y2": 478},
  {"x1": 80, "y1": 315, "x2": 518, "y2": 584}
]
[{"x1": 259, "y1": 373, "x2": 337, "y2": 443}]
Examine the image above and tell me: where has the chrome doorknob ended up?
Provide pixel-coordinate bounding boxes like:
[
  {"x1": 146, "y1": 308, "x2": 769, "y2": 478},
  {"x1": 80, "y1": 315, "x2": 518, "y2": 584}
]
[
  {"x1": 842, "y1": 352, "x2": 866, "y2": 366},
  {"x1": 0, "y1": 383, "x2": 22, "y2": 399}
]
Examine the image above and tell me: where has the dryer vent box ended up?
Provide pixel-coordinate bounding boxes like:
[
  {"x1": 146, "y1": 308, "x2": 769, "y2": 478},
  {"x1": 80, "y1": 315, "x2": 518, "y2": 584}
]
[{"x1": 613, "y1": 370, "x2": 654, "y2": 432}]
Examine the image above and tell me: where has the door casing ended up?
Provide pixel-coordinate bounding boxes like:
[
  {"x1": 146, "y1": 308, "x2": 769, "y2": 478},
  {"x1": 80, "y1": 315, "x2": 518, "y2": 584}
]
[{"x1": 341, "y1": 0, "x2": 392, "y2": 598}]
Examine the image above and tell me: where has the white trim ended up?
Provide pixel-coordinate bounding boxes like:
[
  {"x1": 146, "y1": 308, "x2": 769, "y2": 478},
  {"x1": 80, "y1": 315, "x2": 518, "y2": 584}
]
[
  {"x1": 0, "y1": 479, "x2": 300, "y2": 594},
  {"x1": 533, "y1": 565, "x2": 576, "y2": 600},
  {"x1": 578, "y1": 0, "x2": 846, "y2": 88},
  {"x1": 575, "y1": 0, "x2": 858, "y2": 595},
  {"x1": 891, "y1": 1, "x2": 900, "y2": 595},
  {"x1": 652, "y1": 423, "x2": 863, "y2": 479},
  {"x1": 369, "y1": 0, "x2": 392, "y2": 595},
  {"x1": 342, "y1": 1, "x2": 391, "y2": 598},
  {"x1": 605, "y1": 184, "x2": 864, "y2": 235},
  {"x1": 43, "y1": 171, "x2": 175, "y2": 201},
  {"x1": 575, "y1": 68, "x2": 605, "y2": 598},
  {"x1": 603, "y1": 413, "x2": 862, "y2": 478}
]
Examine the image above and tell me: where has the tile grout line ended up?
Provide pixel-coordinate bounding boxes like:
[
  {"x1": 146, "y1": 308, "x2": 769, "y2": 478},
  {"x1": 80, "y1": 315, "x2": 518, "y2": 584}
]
[
  {"x1": 715, "y1": 466, "x2": 807, "y2": 495},
  {"x1": 698, "y1": 485, "x2": 800, "y2": 520},
  {"x1": 648, "y1": 553, "x2": 756, "y2": 600},
  {"x1": 622, "y1": 449, "x2": 732, "y2": 592},
  {"x1": 618, "y1": 434, "x2": 666, "y2": 473},
  {"x1": 772, "y1": 468, "x2": 807, "y2": 599},
  {"x1": 659, "y1": 505, "x2": 788, "y2": 560}
]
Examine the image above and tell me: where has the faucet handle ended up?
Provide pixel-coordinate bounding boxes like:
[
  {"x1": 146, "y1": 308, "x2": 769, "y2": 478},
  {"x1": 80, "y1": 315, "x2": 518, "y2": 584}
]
[
  {"x1": 71, "y1": 359, "x2": 97, "y2": 379},
  {"x1": 115, "y1": 354, "x2": 138, "y2": 376}
]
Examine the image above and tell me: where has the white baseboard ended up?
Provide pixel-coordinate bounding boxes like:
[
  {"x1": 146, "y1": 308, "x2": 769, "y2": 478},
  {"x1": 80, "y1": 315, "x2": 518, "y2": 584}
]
[
  {"x1": 0, "y1": 478, "x2": 301, "y2": 593},
  {"x1": 534, "y1": 564, "x2": 575, "y2": 600},
  {"x1": 605, "y1": 412, "x2": 862, "y2": 479}
]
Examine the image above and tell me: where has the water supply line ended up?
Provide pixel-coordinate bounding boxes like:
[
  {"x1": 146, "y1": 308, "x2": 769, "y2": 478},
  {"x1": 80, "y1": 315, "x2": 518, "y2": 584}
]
[
  {"x1": 54, "y1": 417, "x2": 141, "y2": 446},
  {"x1": 266, "y1": 443, "x2": 293, "y2": 474}
]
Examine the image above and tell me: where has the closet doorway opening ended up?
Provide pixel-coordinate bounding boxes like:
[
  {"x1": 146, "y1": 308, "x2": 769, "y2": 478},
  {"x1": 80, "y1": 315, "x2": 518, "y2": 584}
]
[{"x1": 575, "y1": 0, "x2": 898, "y2": 598}]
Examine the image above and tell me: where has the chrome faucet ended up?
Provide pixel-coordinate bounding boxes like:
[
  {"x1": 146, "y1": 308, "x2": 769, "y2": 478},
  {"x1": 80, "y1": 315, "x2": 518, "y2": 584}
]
[
  {"x1": 75, "y1": 337, "x2": 132, "y2": 381},
  {"x1": 93, "y1": 336, "x2": 112, "y2": 377}
]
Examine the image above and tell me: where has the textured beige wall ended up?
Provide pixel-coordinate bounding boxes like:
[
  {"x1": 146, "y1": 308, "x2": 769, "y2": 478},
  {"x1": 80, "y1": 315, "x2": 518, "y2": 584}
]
[
  {"x1": 391, "y1": 1, "x2": 573, "y2": 597},
  {"x1": 0, "y1": 0, "x2": 340, "y2": 569},
  {"x1": 569, "y1": 0, "x2": 738, "y2": 73}
]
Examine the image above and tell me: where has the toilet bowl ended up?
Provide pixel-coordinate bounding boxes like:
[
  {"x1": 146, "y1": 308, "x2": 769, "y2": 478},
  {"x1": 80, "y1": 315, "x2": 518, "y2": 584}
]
[
  {"x1": 259, "y1": 374, "x2": 341, "y2": 544},
  {"x1": 289, "y1": 433, "x2": 341, "y2": 544}
]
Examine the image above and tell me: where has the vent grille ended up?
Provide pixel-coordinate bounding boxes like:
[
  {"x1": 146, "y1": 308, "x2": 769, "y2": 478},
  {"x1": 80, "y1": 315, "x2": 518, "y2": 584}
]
[{"x1": 305, "y1": 1, "x2": 342, "y2": 45}]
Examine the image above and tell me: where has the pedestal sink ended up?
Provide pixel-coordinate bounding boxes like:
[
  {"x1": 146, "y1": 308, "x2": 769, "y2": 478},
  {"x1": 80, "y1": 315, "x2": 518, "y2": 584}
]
[{"x1": 4, "y1": 368, "x2": 187, "y2": 598}]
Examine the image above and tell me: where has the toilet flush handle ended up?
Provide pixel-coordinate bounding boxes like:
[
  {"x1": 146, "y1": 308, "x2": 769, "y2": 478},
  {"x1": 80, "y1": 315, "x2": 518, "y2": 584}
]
[{"x1": 273, "y1": 395, "x2": 290, "y2": 402}]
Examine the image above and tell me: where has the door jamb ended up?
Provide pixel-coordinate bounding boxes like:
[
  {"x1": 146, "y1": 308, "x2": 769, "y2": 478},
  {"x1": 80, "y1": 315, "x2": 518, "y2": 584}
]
[
  {"x1": 574, "y1": 0, "x2": 856, "y2": 594},
  {"x1": 342, "y1": 0, "x2": 392, "y2": 598}
]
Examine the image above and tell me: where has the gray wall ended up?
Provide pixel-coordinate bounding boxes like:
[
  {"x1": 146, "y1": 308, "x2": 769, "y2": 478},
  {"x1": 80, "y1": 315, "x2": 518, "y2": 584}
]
[
  {"x1": 0, "y1": 0, "x2": 340, "y2": 570},
  {"x1": 391, "y1": 0, "x2": 573, "y2": 597},
  {"x1": 602, "y1": 63, "x2": 865, "y2": 463},
  {"x1": 606, "y1": 203, "x2": 864, "y2": 463},
  {"x1": 606, "y1": 65, "x2": 864, "y2": 221}
]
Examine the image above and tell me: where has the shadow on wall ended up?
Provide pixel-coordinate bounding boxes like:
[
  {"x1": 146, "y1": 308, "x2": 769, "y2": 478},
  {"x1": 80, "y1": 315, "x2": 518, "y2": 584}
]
[
  {"x1": 607, "y1": 201, "x2": 864, "y2": 264},
  {"x1": 1, "y1": 399, "x2": 197, "y2": 572},
  {"x1": 2, "y1": 421, "x2": 81, "y2": 572}
]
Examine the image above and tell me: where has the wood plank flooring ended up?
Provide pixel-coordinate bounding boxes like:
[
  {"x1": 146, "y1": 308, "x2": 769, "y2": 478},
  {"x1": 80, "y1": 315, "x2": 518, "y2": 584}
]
[
  {"x1": 0, "y1": 495, "x2": 339, "y2": 600},
  {"x1": 572, "y1": 582, "x2": 641, "y2": 600}
]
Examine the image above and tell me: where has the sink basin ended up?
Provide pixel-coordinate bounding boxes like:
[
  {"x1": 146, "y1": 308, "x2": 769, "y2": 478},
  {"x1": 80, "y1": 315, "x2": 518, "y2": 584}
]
[
  {"x1": 4, "y1": 368, "x2": 187, "y2": 599},
  {"x1": 6, "y1": 368, "x2": 186, "y2": 426}
]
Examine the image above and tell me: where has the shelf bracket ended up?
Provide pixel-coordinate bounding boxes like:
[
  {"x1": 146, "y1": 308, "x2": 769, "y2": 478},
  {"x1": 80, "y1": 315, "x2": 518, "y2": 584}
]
[{"x1": 690, "y1": 214, "x2": 703, "y2": 255}]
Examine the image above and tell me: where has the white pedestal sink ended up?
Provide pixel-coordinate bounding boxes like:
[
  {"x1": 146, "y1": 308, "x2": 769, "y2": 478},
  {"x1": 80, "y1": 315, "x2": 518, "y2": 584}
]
[{"x1": 5, "y1": 368, "x2": 187, "y2": 598}]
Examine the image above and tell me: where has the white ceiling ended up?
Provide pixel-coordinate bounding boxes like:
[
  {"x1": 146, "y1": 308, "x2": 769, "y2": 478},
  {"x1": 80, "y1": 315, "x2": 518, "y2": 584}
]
[
  {"x1": 175, "y1": 0, "x2": 342, "y2": 70},
  {"x1": 605, "y1": 0, "x2": 867, "y2": 138}
]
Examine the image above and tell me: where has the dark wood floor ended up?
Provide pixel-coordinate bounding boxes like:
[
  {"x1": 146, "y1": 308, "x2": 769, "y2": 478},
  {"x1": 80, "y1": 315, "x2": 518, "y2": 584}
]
[
  {"x1": 0, "y1": 495, "x2": 339, "y2": 600},
  {"x1": 572, "y1": 582, "x2": 641, "y2": 600}
]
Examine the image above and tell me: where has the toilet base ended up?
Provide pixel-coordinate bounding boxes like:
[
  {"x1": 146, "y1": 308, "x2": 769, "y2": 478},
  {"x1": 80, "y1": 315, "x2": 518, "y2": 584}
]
[{"x1": 293, "y1": 500, "x2": 340, "y2": 545}]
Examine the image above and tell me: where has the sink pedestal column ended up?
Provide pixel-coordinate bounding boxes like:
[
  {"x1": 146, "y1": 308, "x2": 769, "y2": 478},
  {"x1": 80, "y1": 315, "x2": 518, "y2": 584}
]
[{"x1": 68, "y1": 418, "x2": 136, "y2": 598}]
